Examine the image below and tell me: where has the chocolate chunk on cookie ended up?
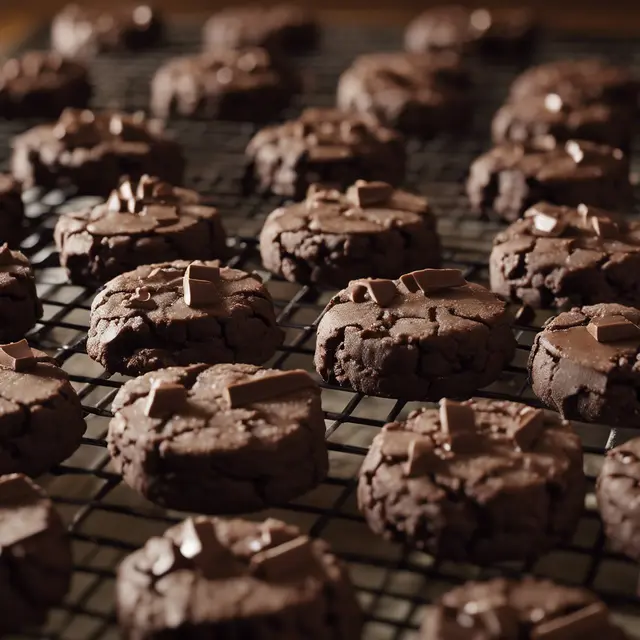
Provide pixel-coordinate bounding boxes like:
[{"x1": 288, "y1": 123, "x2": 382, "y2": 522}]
[
  {"x1": 529, "y1": 303, "x2": 640, "y2": 427},
  {"x1": 109, "y1": 363, "x2": 327, "y2": 513},
  {"x1": 88, "y1": 261, "x2": 283, "y2": 375},
  {"x1": 358, "y1": 398, "x2": 584, "y2": 562},
  {"x1": 0, "y1": 474, "x2": 72, "y2": 635},
  {"x1": 12, "y1": 108, "x2": 184, "y2": 196},
  {"x1": 245, "y1": 107, "x2": 406, "y2": 199},
  {"x1": 467, "y1": 138, "x2": 632, "y2": 222},
  {"x1": 259, "y1": 181, "x2": 440, "y2": 287},
  {"x1": 314, "y1": 269, "x2": 515, "y2": 400},
  {"x1": 55, "y1": 175, "x2": 227, "y2": 286}
]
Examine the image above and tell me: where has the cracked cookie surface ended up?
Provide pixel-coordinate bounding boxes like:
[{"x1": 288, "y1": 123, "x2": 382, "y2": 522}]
[
  {"x1": 88, "y1": 260, "x2": 283, "y2": 376},
  {"x1": 358, "y1": 398, "x2": 585, "y2": 563},
  {"x1": 108, "y1": 363, "x2": 328, "y2": 513}
]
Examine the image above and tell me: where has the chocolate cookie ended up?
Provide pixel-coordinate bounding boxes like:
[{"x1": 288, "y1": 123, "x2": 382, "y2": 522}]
[
  {"x1": 203, "y1": 4, "x2": 319, "y2": 54},
  {"x1": 0, "y1": 52, "x2": 91, "y2": 119},
  {"x1": 466, "y1": 138, "x2": 632, "y2": 222},
  {"x1": 259, "y1": 181, "x2": 440, "y2": 287},
  {"x1": 529, "y1": 303, "x2": 640, "y2": 428},
  {"x1": 314, "y1": 269, "x2": 516, "y2": 400},
  {"x1": 87, "y1": 261, "x2": 283, "y2": 376},
  {"x1": 117, "y1": 516, "x2": 363, "y2": 638},
  {"x1": 0, "y1": 175, "x2": 25, "y2": 247},
  {"x1": 150, "y1": 47, "x2": 299, "y2": 121},
  {"x1": 490, "y1": 202, "x2": 640, "y2": 309},
  {"x1": 420, "y1": 577, "x2": 628, "y2": 639},
  {"x1": 0, "y1": 473, "x2": 72, "y2": 635},
  {"x1": 359, "y1": 398, "x2": 584, "y2": 563},
  {"x1": 55, "y1": 175, "x2": 227, "y2": 286},
  {"x1": 336, "y1": 51, "x2": 471, "y2": 136},
  {"x1": 109, "y1": 364, "x2": 327, "y2": 513},
  {"x1": 245, "y1": 107, "x2": 406, "y2": 199},
  {"x1": 51, "y1": 3, "x2": 163, "y2": 58},
  {"x1": 0, "y1": 340, "x2": 86, "y2": 476},
  {"x1": 597, "y1": 437, "x2": 640, "y2": 561},
  {"x1": 11, "y1": 108, "x2": 184, "y2": 196}
]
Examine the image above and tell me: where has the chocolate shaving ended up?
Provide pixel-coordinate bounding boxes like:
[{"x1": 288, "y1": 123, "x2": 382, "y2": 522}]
[
  {"x1": 125, "y1": 286, "x2": 155, "y2": 310},
  {"x1": 118, "y1": 179, "x2": 135, "y2": 201},
  {"x1": 513, "y1": 408, "x2": 545, "y2": 451},
  {"x1": 346, "y1": 180, "x2": 393, "y2": 208},
  {"x1": 148, "y1": 538, "x2": 191, "y2": 578},
  {"x1": 364, "y1": 279, "x2": 397, "y2": 307},
  {"x1": 0, "y1": 339, "x2": 37, "y2": 372},
  {"x1": 406, "y1": 268, "x2": 466, "y2": 294},
  {"x1": 180, "y1": 519, "x2": 226, "y2": 563},
  {"x1": 224, "y1": 370, "x2": 315, "y2": 408},
  {"x1": 107, "y1": 191, "x2": 123, "y2": 212},
  {"x1": 136, "y1": 174, "x2": 156, "y2": 199},
  {"x1": 515, "y1": 304, "x2": 535, "y2": 325},
  {"x1": 565, "y1": 140, "x2": 585, "y2": 164},
  {"x1": 250, "y1": 535, "x2": 317, "y2": 581},
  {"x1": 144, "y1": 381, "x2": 188, "y2": 418},
  {"x1": 591, "y1": 216, "x2": 618, "y2": 239},
  {"x1": 532, "y1": 601, "x2": 609, "y2": 639},
  {"x1": 586, "y1": 315, "x2": 640, "y2": 343}
]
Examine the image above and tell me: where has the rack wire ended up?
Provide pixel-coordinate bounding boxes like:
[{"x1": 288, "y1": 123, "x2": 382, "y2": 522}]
[{"x1": 6, "y1": 18, "x2": 640, "y2": 640}]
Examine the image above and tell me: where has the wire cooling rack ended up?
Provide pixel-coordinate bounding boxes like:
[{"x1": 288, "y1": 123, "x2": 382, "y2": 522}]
[{"x1": 6, "y1": 17, "x2": 640, "y2": 640}]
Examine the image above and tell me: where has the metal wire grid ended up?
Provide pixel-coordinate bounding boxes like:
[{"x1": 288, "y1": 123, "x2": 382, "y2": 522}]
[{"x1": 4, "y1": 19, "x2": 640, "y2": 640}]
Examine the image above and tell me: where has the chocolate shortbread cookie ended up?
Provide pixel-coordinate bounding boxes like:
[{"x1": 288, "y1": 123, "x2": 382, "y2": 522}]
[
  {"x1": 117, "y1": 516, "x2": 363, "y2": 638},
  {"x1": 0, "y1": 340, "x2": 86, "y2": 476},
  {"x1": 150, "y1": 47, "x2": 299, "y2": 121},
  {"x1": 88, "y1": 261, "x2": 283, "y2": 376},
  {"x1": 336, "y1": 51, "x2": 471, "y2": 136},
  {"x1": 109, "y1": 363, "x2": 327, "y2": 513},
  {"x1": 259, "y1": 181, "x2": 440, "y2": 287},
  {"x1": 490, "y1": 202, "x2": 640, "y2": 309},
  {"x1": 420, "y1": 577, "x2": 628, "y2": 639},
  {"x1": 0, "y1": 52, "x2": 91, "y2": 119},
  {"x1": 11, "y1": 108, "x2": 184, "y2": 196},
  {"x1": 466, "y1": 138, "x2": 632, "y2": 222},
  {"x1": 315, "y1": 269, "x2": 516, "y2": 400},
  {"x1": 245, "y1": 107, "x2": 406, "y2": 199},
  {"x1": 0, "y1": 474, "x2": 72, "y2": 635},
  {"x1": 529, "y1": 303, "x2": 640, "y2": 428},
  {"x1": 0, "y1": 175, "x2": 25, "y2": 247},
  {"x1": 359, "y1": 398, "x2": 585, "y2": 563},
  {"x1": 55, "y1": 175, "x2": 227, "y2": 286},
  {"x1": 51, "y1": 3, "x2": 164, "y2": 58}
]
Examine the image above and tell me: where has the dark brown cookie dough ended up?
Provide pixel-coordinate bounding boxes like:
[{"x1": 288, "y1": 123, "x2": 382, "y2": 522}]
[
  {"x1": 117, "y1": 516, "x2": 363, "y2": 639},
  {"x1": 0, "y1": 340, "x2": 86, "y2": 476},
  {"x1": 529, "y1": 303, "x2": 640, "y2": 428},
  {"x1": 0, "y1": 175, "x2": 25, "y2": 247},
  {"x1": 359, "y1": 398, "x2": 585, "y2": 563},
  {"x1": 203, "y1": 4, "x2": 319, "y2": 54},
  {"x1": 420, "y1": 577, "x2": 628, "y2": 639},
  {"x1": 0, "y1": 52, "x2": 91, "y2": 119},
  {"x1": 54, "y1": 175, "x2": 227, "y2": 286},
  {"x1": 245, "y1": 107, "x2": 406, "y2": 199},
  {"x1": 51, "y1": 3, "x2": 163, "y2": 58},
  {"x1": 150, "y1": 47, "x2": 299, "y2": 121},
  {"x1": 259, "y1": 181, "x2": 440, "y2": 287},
  {"x1": 0, "y1": 473, "x2": 72, "y2": 636},
  {"x1": 336, "y1": 51, "x2": 471, "y2": 136},
  {"x1": 109, "y1": 364, "x2": 327, "y2": 513},
  {"x1": 314, "y1": 269, "x2": 516, "y2": 400},
  {"x1": 87, "y1": 261, "x2": 283, "y2": 376},
  {"x1": 490, "y1": 202, "x2": 640, "y2": 309},
  {"x1": 11, "y1": 108, "x2": 185, "y2": 196},
  {"x1": 466, "y1": 138, "x2": 632, "y2": 222}
]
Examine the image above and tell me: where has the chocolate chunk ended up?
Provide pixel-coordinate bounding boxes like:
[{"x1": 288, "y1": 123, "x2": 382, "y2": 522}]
[
  {"x1": 565, "y1": 140, "x2": 585, "y2": 163},
  {"x1": 532, "y1": 601, "x2": 609, "y2": 638},
  {"x1": 400, "y1": 271, "x2": 420, "y2": 293},
  {"x1": 0, "y1": 339, "x2": 36, "y2": 372},
  {"x1": 404, "y1": 437, "x2": 436, "y2": 477},
  {"x1": 379, "y1": 430, "x2": 418, "y2": 458},
  {"x1": 513, "y1": 408, "x2": 545, "y2": 451},
  {"x1": 183, "y1": 264, "x2": 220, "y2": 308},
  {"x1": 0, "y1": 243, "x2": 16, "y2": 266},
  {"x1": 224, "y1": 370, "x2": 315, "y2": 408},
  {"x1": 364, "y1": 279, "x2": 397, "y2": 307},
  {"x1": 346, "y1": 180, "x2": 393, "y2": 207},
  {"x1": 179, "y1": 518, "x2": 231, "y2": 571},
  {"x1": 439, "y1": 399, "x2": 475, "y2": 439},
  {"x1": 532, "y1": 212, "x2": 566, "y2": 237},
  {"x1": 349, "y1": 284, "x2": 368, "y2": 303},
  {"x1": 586, "y1": 315, "x2": 640, "y2": 343},
  {"x1": 148, "y1": 538, "x2": 190, "y2": 578},
  {"x1": 250, "y1": 535, "x2": 317, "y2": 581},
  {"x1": 409, "y1": 268, "x2": 466, "y2": 293},
  {"x1": 144, "y1": 382, "x2": 188, "y2": 418},
  {"x1": 591, "y1": 215, "x2": 618, "y2": 238},
  {"x1": 143, "y1": 204, "x2": 180, "y2": 225},
  {"x1": 185, "y1": 263, "x2": 220, "y2": 282}
]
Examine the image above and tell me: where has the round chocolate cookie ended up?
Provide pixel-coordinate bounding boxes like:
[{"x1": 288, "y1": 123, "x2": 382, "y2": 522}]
[
  {"x1": 0, "y1": 473, "x2": 72, "y2": 635},
  {"x1": 87, "y1": 261, "x2": 283, "y2": 376},
  {"x1": 466, "y1": 138, "x2": 632, "y2": 222},
  {"x1": 51, "y1": 3, "x2": 163, "y2": 58},
  {"x1": 490, "y1": 202, "x2": 640, "y2": 309},
  {"x1": 492, "y1": 95, "x2": 633, "y2": 150},
  {"x1": 117, "y1": 516, "x2": 363, "y2": 638},
  {"x1": 597, "y1": 437, "x2": 640, "y2": 561},
  {"x1": 150, "y1": 47, "x2": 299, "y2": 121},
  {"x1": 336, "y1": 51, "x2": 471, "y2": 136},
  {"x1": 11, "y1": 108, "x2": 185, "y2": 196},
  {"x1": 0, "y1": 174, "x2": 25, "y2": 247},
  {"x1": 109, "y1": 363, "x2": 327, "y2": 513},
  {"x1": 529, "y1": 303, "x2": 640, "y2": 428},
  {"x1": 260, "y1": 181, "x2": 440, "y2": 287},
  {"x1": 245, "y1": 107, "x2": 406, "y2": 199},
  {"x1": 203, "y1": 4, "x2": 319, "y2": 54},
  {"x1": 0, "y1": 52, "x2": 91, "y2": 119},
  {"x1": 314, "y1": 269, "x2": 516, "y2": 400},
  {"x1": 420, "y1": 577, "x2": 628, "y2": 639},
  {"x1": 55, "y1": 175, "x2": 227, "y2": 286},
  {"x1": 0, "y1": 340, "x2": 86, "y2": 476},
  {"x1": 359, "y1": 398, "x2": 585, "y2": 563}
]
